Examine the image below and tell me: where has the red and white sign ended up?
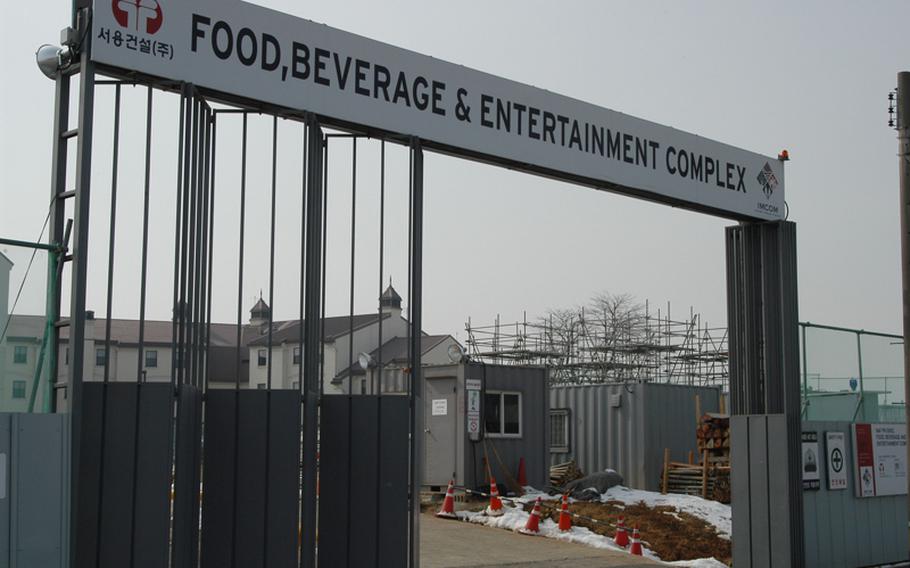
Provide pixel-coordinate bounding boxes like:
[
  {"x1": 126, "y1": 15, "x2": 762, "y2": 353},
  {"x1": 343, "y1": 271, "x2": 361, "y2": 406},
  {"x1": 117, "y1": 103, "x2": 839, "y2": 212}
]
[{"x1": 852, "y1": 423, "x2": 907, "y2": 498}]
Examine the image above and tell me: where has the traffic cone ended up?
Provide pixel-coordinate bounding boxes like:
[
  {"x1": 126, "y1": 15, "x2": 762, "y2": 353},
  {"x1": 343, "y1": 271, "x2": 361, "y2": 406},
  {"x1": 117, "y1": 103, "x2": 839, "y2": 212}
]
[
  {"x1": 519, "y1": 497, "x2": 542, "y2": 535},
  {"x1": 558, "y1": 494, "x2": 572, "y2": 532},
  {"x1": 517, "y1": 457, "x2": 528, "y2": 487},
  {"x1": 629, "y1": 526, "x2": 643, "y2": 556},
  {"x1": 614, "y1": 516, "x2": 629, "y2": 547},
  {"x1": 485, "y1": 477, "x2": 504, "y2": 517},
  {"x1": 436, "y1": 479, "x2": 457, "y2": 519}
]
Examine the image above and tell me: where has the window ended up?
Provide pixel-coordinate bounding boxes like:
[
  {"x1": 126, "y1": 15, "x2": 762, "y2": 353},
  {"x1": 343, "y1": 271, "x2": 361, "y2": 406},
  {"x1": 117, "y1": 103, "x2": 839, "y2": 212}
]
[
  {"x1": 258, "y1": 349, "x2": 267, "y2": 367},
  {"x1": 12, "y1": 380, "x2": 26, "y2": 399},
  {"x1": 96, "y1": 348, "x2": 107, "y2": 368},
  {"x1": 484, "y1": 391, "x2": 521, "y2": 437},
  {"x1": 257, "y1": 383, "x2": 266, "y2": 390},
  {"x1": 65, "y1": 347, "x2": 69, "y2": 366},
  {"x1": 145, "y1": 350, "x2": 158, "y2": 368},
  {"x1": 360, "y1": 380, "x2": 367, "y2": 395},
  {"x1": 292, "y1": 381, "x2": 299, "y2": 390},
  {"x1": 13, "y1": 346, "x2": 27, "y2": 364},
  {"x1": 293, "y1": 346, "x2": 301, "y2": 365},
  {"x1": 550, "y1": 409, "x2": 570, "y2": 453}
]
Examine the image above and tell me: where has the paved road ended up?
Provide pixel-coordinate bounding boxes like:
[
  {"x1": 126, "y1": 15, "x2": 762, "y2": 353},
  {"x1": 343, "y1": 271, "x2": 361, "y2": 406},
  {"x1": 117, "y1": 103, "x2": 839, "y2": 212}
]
[{"x1": 420, "y1": 514, "x2": 662, "y2": 568}]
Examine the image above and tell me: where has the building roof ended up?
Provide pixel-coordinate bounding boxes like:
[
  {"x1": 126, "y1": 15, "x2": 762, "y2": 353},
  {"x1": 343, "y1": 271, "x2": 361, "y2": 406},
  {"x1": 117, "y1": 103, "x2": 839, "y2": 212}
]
[
  {"x1": 333, "y1": 334, "x2": 455, "y2": 381},
  {"x1": 250, "y1": 298, "x2": 270, "y2": 318},
  {"x1": 380, "y1": 285, "x2": 402, "y2": 309},
  {"x1": 0, "y1": 250, "x2": 12, "y2": 269},
  {"x1": 5, "y1": 314, "x2": 254, "y2": 347},
  {"x1": 247, "y1": 312, "x2": 391, "y2": 346}
]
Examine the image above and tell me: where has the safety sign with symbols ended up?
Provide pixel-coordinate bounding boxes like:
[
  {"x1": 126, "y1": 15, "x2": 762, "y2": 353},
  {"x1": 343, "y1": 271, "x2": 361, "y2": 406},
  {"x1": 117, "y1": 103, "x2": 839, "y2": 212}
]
[
  {"x1": 826, "y1": 432, "x2": 848, "y2": 490},
  {"x1": 802, "y1": 431, "x2": 820, "y2": 491}
]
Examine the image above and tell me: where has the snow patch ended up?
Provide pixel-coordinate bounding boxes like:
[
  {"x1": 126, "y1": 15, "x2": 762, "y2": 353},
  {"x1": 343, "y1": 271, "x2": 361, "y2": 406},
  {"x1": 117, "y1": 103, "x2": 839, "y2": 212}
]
[{"x1": 600, "y1": 486, "x2": 732, "y2": 540}]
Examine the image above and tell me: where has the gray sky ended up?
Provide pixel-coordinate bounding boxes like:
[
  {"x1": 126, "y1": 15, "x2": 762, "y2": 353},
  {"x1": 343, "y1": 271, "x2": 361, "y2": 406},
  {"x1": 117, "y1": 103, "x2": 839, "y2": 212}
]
[{"x1": 2, "y1": 0, "x2": 908, "y2": 345}]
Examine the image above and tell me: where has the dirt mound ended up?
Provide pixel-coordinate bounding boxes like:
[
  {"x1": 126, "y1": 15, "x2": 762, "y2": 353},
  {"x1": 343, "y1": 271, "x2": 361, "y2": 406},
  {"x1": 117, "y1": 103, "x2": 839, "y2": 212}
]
[{"x1": 529, "y1": 499, "x2": 732, "y2": 565}]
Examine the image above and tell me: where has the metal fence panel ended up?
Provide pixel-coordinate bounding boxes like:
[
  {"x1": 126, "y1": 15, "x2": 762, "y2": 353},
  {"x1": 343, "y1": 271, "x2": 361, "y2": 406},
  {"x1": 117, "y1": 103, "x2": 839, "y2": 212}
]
[
  {"x1": 172, "y1": 385, "x2": 202, "y2": 568},
  {"x1": 10, "y1": 413, "x2": 68, "y2": 568},
  {"x1": 200, "y1": 390, "x2": 237, "y2": 568},
  {"x1": 265, "y1": 391, "x2": 302, "y2": 567},
  {"x1": 234, "y1": 391, "x2": 268, "y2": 568},
  {"x1": 349, "y1": 397, "x2": 379, "y2": 567},
  {"x1": 98, "y1": 384, "x2": 138, "y2": 567},
  {"x1": 378, "y1": 396, "x2": 409, "y2": 567},
  {"x1": 0, "y1": 414, "x2": 8, "y2": 564},
  {"x1": 319, "y1": 396, "x2": 351, "y2": 568},
  {"x1": 802, "y1": 420, "x2": 908, "y2": 568}
]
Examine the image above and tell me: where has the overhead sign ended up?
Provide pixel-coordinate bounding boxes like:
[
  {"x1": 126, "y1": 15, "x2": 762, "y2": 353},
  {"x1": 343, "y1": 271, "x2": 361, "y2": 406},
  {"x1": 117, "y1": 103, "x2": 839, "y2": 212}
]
[
  {"x1": 852, "y1": 423, "x2": 907, "y2": 498},
  {"x1": 825, "y1": 432, "x2": 848, "y2": 490},
  {"x1": 89, "y1": 0, "x2": 785, "y2": 220},
  {"x1": 801, "y1": 431, "x2": 820, "y2": 490}
]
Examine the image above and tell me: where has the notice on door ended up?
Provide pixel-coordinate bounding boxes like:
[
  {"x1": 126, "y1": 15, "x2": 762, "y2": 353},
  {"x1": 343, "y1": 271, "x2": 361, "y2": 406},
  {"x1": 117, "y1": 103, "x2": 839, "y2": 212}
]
[
  {"x1": 432, "y1": 399, "x2": 448, "y2": 416},
  {"x1": 825, "y1": 432, "x2": 848, "y2": 490}
]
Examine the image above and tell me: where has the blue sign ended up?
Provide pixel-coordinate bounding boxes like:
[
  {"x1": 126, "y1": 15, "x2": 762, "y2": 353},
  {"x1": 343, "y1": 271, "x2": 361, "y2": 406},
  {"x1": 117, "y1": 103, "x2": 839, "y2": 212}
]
[{"x1": 849, "y1": 378, "x2": 858, "y2": 391}]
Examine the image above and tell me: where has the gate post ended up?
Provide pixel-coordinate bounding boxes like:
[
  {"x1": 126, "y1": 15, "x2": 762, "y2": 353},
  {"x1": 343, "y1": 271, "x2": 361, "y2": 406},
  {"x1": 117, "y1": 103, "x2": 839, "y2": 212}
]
[
  {"x1": 408, "y1": 139, "x2": 424, "y2": 568},
  {"x1": 726, "y1": 221, "x2": 804, "y2": 567},
  {"x1": 300, "y1": 115, "x2": 324, "y2": 567}
]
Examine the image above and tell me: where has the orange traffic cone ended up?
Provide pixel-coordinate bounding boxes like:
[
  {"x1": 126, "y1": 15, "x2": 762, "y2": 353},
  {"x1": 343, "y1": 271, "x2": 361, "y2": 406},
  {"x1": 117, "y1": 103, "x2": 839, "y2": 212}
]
[
  {"x1": 614, "y1": 516, "x2": 629, "y2": 547},
  {"x1": 517, "y1": 457, "x2": 528, "y2": 486},
  {"x1": 519, "y1": 497, "x2": 542, "y2": 535},
  {"x1": 436, "y1": 480, "x2": 457, "y2": 519},
  {"x1": 485, "y1": 477, "x2": 504, "y2": 517},
  {"x1": 558, "y1": 494, "x2": 572, "y2": 532},
  {"x1": 629, "y1": 526, "x2": 643, "y2": 556}
]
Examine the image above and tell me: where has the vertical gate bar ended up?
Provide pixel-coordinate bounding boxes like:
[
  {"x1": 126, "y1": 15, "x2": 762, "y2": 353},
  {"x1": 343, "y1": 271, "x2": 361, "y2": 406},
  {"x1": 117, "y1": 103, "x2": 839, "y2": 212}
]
[
  {"x1": 348, "y1": 139, "x2": 358, "y2": 395},
  {"x1": 408, "y1": 139, "x2": 424, "y2": 568},
  {"x1": 235, "y1": 113, "x2": 248, "y2": 390},
  {"x1": 174, "y1": 85, "x2": 191, "y2": 387},
  {"x1": 179, "y1": 95, "x2": 196, "y2": 387},
  {"x1": 268, "y1": 116, "x2": 278, "y2": 390},
  {"x1": 205, "y1": 113, "x2": 217, "y2": 392},
  {"x1": 198, "y1": 104, "x2": 211, "y2": 390},
  {"x1": 69, "y1": 9, "x2": 96, "y2": 566},
  {"x1": 300, "y1": 117, "x2": 324, "y2": 568},
  {"x1": 374, "y1": 139, "x2": 386, "y2": 565},
  {"x1": 298, "y1": 122, "x2": 308, "y2": 396},
  {"x1": 319, "y1": 136, "x2": 328, "y2": 400},
  {"x1": 376, "y1": 141, "x2": 385, "y2": 394},
  {"x1": 263, "y1": 114, "x2": 279, "y2": 566},
  {"x1": 136, "y1": 86, "x2": 153, "y2": 384},
  {"x1": 103, "y1": 85, "x2": 121, "y2": 386}
]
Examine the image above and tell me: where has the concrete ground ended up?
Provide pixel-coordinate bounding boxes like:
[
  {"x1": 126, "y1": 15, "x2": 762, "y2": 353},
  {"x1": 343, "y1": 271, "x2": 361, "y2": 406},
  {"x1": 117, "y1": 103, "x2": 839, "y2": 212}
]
[{"x1": 420, "y1": 514, "x2": 662, "y2": 568}]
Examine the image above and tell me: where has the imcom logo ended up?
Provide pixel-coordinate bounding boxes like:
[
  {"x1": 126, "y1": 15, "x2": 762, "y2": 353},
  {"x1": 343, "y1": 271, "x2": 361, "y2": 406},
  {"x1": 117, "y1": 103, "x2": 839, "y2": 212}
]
[{"x1": 112, "y1": 0, "x2": 164, "y2": 35}]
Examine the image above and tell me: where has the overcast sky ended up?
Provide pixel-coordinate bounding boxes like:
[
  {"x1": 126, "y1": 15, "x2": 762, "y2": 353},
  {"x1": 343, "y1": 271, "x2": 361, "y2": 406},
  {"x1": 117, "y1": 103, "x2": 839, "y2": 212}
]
[{"x1": 2, "y1": 0, "x2": 908, "y2": 348}]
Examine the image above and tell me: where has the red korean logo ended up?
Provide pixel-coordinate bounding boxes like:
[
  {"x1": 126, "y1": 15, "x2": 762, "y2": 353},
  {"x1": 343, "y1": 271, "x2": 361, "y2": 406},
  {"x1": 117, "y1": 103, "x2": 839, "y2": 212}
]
[{"x1": 112, "y1": 0, "x2": 164, "y2": 35}]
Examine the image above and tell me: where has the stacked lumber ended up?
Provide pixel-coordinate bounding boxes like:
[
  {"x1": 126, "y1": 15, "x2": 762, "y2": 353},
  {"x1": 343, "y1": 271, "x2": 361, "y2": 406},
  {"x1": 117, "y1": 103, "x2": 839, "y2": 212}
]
[
  {"x1": 696, "y1": 413, "x2": 730, "y2": 457},
  {"x1": 550, "y1": 460, "x2": 583, "y2": 487}
]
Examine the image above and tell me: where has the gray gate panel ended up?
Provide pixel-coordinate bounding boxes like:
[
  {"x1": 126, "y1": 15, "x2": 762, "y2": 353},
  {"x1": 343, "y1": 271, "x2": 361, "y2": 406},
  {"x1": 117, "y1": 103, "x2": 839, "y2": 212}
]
[
  {"x1": 11, "y1": 413, "x2": 67, "y2": 568},
  {"x1": 766, "y1": 416, "x2": 792, "y2": 567},
  {"x1": 201, "y1": 390, "x2": 237, "y2": 568},
  {"x1": 132, "y1": 384, "x2": 174, "y2": 568},
  {"x1": 75, "y1": 383, "x2": 105, "y2": 567},
  {"x1": 747, "y1": 417, "x2": 770, "y2": 568},
  {"x1": 234, "y1": 390, "x2": 268, "y2": 568},
  {"x1": 730, "y1": 416, "x2": 751, "y2": 568},
  {"x1": 0, "y1": 414, "x2": 9, "y2": 565},
  {"x1": 98, "y1": 384, "x2": 139, "y2": 568},
  {"x1": 378, "y1": 396, "x2": 409, "y2": 567},
  {"x1": 265, "y1": 391, "x2": 302, "y2": 567},
  {"x1": 172, "y1": 385, "x2": 202, "y2": 568},
  {"x1": 349, "y1": 397, "x2": 379, "y2": 568},
  {"x1": 318, "y1": 396, "x2": 350, "y2": 568}
]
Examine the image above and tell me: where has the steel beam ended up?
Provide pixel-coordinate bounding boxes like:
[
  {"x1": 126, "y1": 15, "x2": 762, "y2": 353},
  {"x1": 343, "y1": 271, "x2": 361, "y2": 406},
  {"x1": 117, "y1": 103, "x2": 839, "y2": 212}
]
[{"x1": 408, "y1": 139, "x2": 424, "y2": 568}]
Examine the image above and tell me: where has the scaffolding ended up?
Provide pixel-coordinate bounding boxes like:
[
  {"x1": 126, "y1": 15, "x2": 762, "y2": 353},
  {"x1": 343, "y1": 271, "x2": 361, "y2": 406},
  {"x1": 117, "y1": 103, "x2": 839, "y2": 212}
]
[{"x1": 465, "y1": 301, "x2": 728, "y2": 388}]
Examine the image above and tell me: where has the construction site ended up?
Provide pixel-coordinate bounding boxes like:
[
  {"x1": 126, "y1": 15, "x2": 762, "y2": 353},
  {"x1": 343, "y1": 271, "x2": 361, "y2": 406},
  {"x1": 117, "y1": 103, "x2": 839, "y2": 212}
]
[{"x1": 464, "y1": 299, "x2": 729, "y2": 388}]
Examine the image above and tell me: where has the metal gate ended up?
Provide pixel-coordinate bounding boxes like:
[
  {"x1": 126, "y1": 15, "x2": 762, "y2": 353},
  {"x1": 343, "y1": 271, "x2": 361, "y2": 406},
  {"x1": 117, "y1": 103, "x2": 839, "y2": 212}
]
[{"x1": 50, "y1": 8, "x2": 425, "y2": 566}]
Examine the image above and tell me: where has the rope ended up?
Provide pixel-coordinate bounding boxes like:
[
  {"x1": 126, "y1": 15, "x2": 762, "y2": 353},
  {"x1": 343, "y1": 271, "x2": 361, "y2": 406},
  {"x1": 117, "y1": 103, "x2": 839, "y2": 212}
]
[{"x1": 0, "y1": 201, "x2": 53, "y2": 344}]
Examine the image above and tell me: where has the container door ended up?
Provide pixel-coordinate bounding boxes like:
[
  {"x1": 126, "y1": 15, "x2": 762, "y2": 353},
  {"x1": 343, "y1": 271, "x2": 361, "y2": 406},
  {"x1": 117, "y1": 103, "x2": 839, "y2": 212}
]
[{"x1": 424, "y1": 376, "x2": 457, "y2": 487}]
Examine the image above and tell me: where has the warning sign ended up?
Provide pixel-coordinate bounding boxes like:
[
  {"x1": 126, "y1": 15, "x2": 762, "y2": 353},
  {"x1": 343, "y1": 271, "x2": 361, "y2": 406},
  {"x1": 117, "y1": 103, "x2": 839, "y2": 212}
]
[
  {"x1": 825, "y1": 432, "x2": 848, "y2": 490},
  {"x1": 802, "y1": 431, "x2": 820, "y2": 490},
  {"x1": 852, "y1": 423, "x2": 907, "y2": 497}
]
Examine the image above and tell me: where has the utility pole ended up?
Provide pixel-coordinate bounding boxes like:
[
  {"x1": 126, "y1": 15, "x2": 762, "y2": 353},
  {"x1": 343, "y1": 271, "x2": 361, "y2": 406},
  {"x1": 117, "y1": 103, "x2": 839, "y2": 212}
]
[{"x1": 898, "y1": 70, "x2": 910, "y2": 527}]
